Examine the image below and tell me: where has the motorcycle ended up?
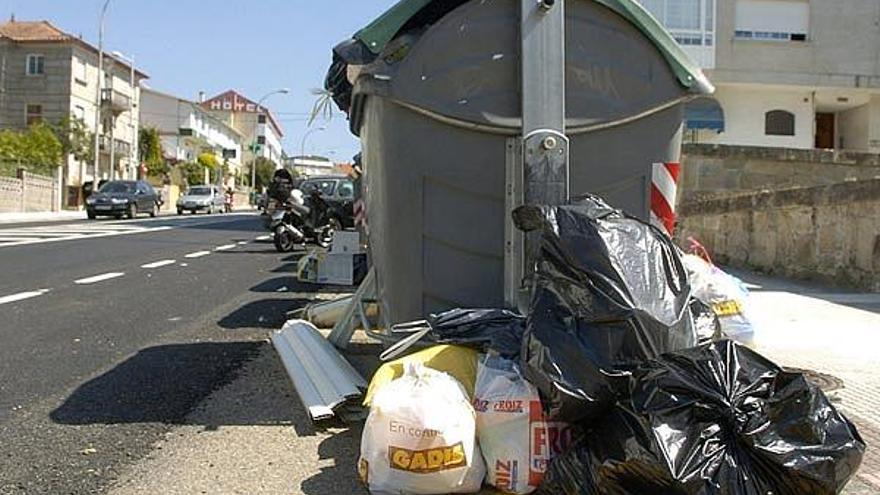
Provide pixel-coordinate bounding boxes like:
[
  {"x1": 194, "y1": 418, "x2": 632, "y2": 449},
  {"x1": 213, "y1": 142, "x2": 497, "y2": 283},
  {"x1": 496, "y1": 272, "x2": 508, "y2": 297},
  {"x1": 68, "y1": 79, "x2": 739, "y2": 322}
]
[{"x1": 269, "y1": 189, "x2": 336, "y2": 252}]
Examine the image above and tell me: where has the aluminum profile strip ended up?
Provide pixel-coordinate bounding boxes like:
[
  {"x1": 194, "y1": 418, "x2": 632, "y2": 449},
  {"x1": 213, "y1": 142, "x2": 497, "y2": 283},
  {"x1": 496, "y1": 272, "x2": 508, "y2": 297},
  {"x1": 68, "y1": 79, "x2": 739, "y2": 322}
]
[{"x1": 271, "y1": 319, "x2": 367, "y2": 422}]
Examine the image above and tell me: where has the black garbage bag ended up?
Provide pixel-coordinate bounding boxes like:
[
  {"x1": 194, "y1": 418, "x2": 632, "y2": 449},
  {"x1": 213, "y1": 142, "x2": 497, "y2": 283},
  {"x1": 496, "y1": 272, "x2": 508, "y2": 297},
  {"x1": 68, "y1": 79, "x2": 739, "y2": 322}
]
[
  {"x1": 514, "y1": 196, "x2": 698, "y2": 422},
  {"x1": 539, "y1": 340, "x2": 865, "y2": 495},
  {"x1": 381, "y1": 308, "x2": 525, "y2": 361}
]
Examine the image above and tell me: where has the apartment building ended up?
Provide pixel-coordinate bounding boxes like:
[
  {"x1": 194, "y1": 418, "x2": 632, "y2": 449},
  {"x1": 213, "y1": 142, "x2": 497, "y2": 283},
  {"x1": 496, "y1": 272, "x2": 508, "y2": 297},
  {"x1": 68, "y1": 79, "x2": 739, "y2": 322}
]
[
  {"x1": 640, "y1": 0, "x2": 880, "y2": 152},
  {"x1": 0, "y1": 18, "x2": 147, "y2": 197},
  {"x1": 139, "y1": 87, "x2": 244, "y2": 187},
  {"x1": 201, "y1": 90, "x2": 284, "y2": 169}
]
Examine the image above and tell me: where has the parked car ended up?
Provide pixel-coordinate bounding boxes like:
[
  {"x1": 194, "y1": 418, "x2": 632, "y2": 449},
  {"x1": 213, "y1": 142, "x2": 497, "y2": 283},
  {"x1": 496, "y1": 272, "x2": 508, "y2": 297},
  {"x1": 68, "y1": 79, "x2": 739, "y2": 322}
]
[
  {"x1": 86, "y1": 180, "x2": 160, "y2": 219},
  {"x1": 298, "y1": 176, "x2": 356, "y2": 229},
  {"x1": 177, "y1": 185, "x2": 226, "y2": 215}
]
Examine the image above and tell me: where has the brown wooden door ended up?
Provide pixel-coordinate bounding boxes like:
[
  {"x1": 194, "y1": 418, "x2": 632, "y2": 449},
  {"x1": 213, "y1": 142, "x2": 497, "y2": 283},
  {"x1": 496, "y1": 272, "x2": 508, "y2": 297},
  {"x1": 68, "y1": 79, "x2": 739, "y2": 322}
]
[{"x1": 815, "y1": 113, "x2": 835, "y2": 149}]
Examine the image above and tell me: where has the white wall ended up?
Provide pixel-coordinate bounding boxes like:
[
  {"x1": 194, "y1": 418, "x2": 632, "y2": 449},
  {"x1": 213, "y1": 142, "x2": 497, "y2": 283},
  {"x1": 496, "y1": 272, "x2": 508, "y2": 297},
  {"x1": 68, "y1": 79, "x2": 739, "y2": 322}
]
[
  {"x1": 705, "y1": 84, "x2": 815, "y2": 149},
  {"x1": 838, "y1": 104, "x2": 871, "y2": 151}
]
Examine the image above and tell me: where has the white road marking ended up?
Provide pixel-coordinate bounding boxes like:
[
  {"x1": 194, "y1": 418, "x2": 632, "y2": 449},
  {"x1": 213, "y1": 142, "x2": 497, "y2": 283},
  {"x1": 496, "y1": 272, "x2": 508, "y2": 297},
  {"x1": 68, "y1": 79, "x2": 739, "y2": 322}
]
[
  {"x1": 237, "y1": 241, "x2": 248, "y2": 245},
  {"x1": 215, "y1": 244, "x2": 236, "y2": 251},
  {"x1": 0, "y1": 237, "x2": 43, "y2": 242},
  {"x1": 0, "y1": 226, "x2": 171, "y2": 248},
  {"x1": 141, "y1": 259, "x2": 176, "y2": 269},
  {"x1": 184, "y1": 251, "x2": 211, "y2": 259},
  {"x1": 255, "y1": 235, "x2": 271, "y2": 241},
  {"x1": 0, "y1": 289, "x2": 50, "y2": 306},
  {"x1": 74, "y1": 272, "x2": 125, "y2": 285}
]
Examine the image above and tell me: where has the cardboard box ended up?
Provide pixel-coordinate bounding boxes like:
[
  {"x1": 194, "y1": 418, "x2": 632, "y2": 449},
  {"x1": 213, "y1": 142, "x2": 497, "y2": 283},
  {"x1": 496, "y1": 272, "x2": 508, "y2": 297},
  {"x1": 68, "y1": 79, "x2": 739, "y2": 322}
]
[
  {"x1": 331, "y1": 230, "x2": 362, "y2": 254},
  {"x1": 317, "y1": 252, "x2": 354, "y2": 286}
]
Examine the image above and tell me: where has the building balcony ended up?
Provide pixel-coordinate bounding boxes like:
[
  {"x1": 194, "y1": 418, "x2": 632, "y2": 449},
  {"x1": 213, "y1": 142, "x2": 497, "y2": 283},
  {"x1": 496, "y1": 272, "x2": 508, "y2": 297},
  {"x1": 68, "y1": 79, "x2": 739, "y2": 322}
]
[
  {"x1": 98, "y1": 135, "x2": 132, "y2": 157},
  {"x1": 101, "y1": 88, "x2": 131, "y2": 115}
]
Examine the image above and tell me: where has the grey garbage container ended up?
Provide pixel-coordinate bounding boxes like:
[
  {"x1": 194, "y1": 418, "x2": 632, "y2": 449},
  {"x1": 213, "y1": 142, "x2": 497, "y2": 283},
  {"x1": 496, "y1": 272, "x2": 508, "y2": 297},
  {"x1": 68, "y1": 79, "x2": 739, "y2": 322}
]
[{"x1": 326, "y1": 0, "x2": 712, "y2": 324}]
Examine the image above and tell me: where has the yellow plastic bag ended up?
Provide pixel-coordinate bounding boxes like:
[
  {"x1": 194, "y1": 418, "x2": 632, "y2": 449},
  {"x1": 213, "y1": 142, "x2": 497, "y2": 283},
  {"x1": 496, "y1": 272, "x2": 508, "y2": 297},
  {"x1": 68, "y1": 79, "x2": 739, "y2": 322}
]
[{"x1": 363, "y1": 345, "x2": 479, "y2": 407}]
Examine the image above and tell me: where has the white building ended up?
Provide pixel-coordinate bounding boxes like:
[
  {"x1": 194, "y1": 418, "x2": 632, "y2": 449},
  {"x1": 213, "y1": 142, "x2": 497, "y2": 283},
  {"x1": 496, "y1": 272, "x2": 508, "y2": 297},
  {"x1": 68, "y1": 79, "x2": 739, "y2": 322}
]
[
  {"x1": 285, "y1": 155, "x2": 339, "y2": 178},
  {"x1": 640, "y1": 0, "x2": 880, "y2": 152},
  {"x1": 201, "y1": 90, "x2": 284, "y2": 168},
  {"x1": 139, "y1": 87, "x2": 243, "y2": 186},
  {"x1": 0, "y1": 19, "x2": 147, "y2": 203}
]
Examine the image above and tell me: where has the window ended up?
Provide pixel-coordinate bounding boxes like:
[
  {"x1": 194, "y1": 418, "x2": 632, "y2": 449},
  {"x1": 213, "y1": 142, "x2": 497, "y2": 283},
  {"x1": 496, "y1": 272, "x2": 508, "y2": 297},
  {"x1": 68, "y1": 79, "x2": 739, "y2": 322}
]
[
  {"x1": 26, "y1": 54, "x2": 45, "y2": 75},
  {"x1": 257, "y1": 114, "x2": 267, "y2": 124},
  {"x1": 637, "y1": 0, "x2": 714, "y2": 48},
  {"x1": 256, "y1": 136, "x2": 266, "y2": 145},
  {"x1": 337, "y1": 181, "x2": 355, "y2": 199},
  {"x1": 26, "y1": 104, "x2": 42, "y2": 126},
  {"x1": 735, "y1": 0, "x2": 809, "y2": 42},
  {"x1": 765, "y1": 110, "x2": 795, "y2": 136},
  {"x1": 74, "y1": 105, "x2": 86, "y2": 121},
  {"x1": 73, "y1": 57, "x2": 87, "y2": 84}
]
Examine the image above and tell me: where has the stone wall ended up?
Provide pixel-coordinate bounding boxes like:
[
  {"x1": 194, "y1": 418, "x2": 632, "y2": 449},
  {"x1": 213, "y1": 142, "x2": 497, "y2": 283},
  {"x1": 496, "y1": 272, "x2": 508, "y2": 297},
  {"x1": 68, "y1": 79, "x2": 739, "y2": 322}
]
[
  {"x1": 680, "y1": 143, "x2": 880, "y2": 201},
  {"x1": 677, "y1": 179, "x2": 880, "y2": 292}
]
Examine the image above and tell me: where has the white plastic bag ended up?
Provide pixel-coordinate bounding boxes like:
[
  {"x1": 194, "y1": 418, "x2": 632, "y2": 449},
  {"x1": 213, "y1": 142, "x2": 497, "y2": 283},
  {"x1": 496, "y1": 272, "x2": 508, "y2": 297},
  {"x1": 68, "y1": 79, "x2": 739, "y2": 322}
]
[
  {"x1": 683, "y1": 254, "x2": 756, "y2": 344},
  {"x1": 359, "y1": 363, "x2": 485, "y2": 494},
  {"x1": 473, "y1": 355, "x2": 572, "y2": 494}
]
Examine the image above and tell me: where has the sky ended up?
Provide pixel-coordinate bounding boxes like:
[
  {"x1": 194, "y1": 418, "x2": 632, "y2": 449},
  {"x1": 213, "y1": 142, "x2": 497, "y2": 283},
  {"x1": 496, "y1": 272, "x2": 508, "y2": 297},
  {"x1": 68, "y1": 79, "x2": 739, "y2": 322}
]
[{"x1": 6, "y1": 0, "x2": 398, "y2": 162}]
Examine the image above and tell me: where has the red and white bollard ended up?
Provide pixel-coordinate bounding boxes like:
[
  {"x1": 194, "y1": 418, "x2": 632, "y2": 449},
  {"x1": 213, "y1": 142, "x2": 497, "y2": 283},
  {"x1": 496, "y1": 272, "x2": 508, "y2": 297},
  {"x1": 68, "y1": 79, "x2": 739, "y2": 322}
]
[{"x1": 650, "y1": 162, "x2": 680, "y2": 237}]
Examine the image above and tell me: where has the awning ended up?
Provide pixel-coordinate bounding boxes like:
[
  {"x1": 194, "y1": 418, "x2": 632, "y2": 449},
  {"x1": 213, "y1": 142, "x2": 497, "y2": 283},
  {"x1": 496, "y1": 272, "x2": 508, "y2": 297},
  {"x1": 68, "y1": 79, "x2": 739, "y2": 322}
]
[{"x1": 685, "y1": 97, "x2": 725, "y2": 132}]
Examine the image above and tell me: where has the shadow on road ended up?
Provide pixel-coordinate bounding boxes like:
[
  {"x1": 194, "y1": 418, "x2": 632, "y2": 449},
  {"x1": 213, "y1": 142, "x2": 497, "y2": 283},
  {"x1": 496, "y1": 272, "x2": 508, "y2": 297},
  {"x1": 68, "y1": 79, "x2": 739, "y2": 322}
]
[
  {"x1": 301, "y1": 426, "x2": 368, "y2": 495},
  {"x1": 50, "y1": 341, "x2": 269, "y2": 426},
  {"x1": 249, "y1": 277, "x2": 355, "y2": 295},
  {"x1": 217, "y1": 298, "x2": 312, "y2": 329}
]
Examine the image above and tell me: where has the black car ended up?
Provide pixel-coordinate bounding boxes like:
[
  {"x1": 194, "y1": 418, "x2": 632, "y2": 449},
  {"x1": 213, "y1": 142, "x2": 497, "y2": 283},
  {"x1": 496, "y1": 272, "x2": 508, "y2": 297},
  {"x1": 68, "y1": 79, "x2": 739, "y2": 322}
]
[
  {"x1": 298, "y1": 176, "x2": 356, "y2": 229},
  {"x1": 86, "y1": 180, "x2": 161, "y2": 219}
]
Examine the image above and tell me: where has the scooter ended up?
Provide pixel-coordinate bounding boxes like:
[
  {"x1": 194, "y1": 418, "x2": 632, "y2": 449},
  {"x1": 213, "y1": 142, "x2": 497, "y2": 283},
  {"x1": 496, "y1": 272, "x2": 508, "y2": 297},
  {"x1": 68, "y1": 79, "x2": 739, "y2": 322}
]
[{"x1": 270, "y1": 189, "x2": 336, "y2": 252}]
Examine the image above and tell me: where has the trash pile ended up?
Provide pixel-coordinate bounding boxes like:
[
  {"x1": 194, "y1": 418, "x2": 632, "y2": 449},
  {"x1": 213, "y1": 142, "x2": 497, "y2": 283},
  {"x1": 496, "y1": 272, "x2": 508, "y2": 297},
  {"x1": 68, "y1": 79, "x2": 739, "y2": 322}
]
[{"x1": 356, "y1": 196, "x2": 865, "y2": 494}]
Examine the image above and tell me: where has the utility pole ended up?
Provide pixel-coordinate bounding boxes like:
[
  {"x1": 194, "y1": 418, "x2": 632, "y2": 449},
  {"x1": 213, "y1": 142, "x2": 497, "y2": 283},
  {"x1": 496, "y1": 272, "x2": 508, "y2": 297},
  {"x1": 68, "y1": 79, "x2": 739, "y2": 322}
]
[
  {"x1": 300, "y1": 126, "x2": 326, "y2": 160},
  {"x1": 89, "y1": 0, "x2": 111, "y2": 202},
  {"x1": 249, "y1": 88, "x2": 289, "y2": 203}
]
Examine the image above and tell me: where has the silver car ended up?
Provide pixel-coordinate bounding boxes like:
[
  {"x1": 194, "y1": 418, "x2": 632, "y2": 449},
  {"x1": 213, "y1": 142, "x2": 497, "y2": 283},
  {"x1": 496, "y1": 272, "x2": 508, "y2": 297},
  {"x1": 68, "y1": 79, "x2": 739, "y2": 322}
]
[{"x1": 177, "y1": 185, "x2": 225, "y2": 215}]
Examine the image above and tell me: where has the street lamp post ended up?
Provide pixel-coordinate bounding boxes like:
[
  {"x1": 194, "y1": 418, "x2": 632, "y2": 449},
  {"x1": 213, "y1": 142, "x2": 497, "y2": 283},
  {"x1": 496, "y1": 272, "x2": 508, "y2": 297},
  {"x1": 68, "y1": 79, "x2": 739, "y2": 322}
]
[
  {"x1": 86, "y1": 0, "x2": 110, "y2": 206},
  {"x1": 111, "y1": 51, "x2": 136, "y2": 180},
  {"x1": 250, "y1": 88, "x2": 289, "y2": 203},
  {"x1": 299, "y1": 126, "x2": 327, "y2": 159}
]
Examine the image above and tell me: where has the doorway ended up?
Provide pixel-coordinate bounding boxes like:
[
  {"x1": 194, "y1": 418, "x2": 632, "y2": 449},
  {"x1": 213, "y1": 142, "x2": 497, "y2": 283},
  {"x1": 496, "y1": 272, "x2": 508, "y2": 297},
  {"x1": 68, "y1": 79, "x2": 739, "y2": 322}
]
[{"x1": 815, "y1": 113, "x2": 835, "y2": 149}]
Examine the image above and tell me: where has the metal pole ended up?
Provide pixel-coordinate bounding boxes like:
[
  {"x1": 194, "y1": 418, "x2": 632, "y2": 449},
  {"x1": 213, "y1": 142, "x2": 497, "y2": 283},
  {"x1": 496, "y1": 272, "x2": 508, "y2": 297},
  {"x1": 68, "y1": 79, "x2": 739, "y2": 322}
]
[
  {"x1": 91, "y1": 0, "x2": 110, "y2": 199},
  {"x1": 300, "y1": 127, "x2": 326, "y2": 159},
  {"x1": 129, "y1": 55, "x2": 135, "y2": 179},
  {"x1": 504, "y1": 0, "x2": 569, "y2": 309},
  {"x1": 109, "y1": 88, "x2": 115, "y2": 181},
  {"x1": 249, "y1": 89, "x2": 288, "y2": 201}
]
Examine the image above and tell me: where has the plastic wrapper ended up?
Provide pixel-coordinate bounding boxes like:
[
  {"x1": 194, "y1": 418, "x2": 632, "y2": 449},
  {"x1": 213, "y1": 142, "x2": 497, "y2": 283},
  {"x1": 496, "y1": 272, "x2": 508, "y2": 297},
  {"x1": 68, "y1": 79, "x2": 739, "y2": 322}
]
[
  {"x1": 514, "y1": 196, "x2": 698, "y2": 422},
  {"x1": 474, "y1": 355, "x2": 573, "y2": 494},
  {"x1": 359, "y1": 363, "x2": 485, "y2": 494},
  {"x1": 682, "y1": 254, "x2": 756, "y2": 345},
  {"x1": 540, "y1": 340, "x2": 865, "y2": 495},
  {"x1": 364, "y1": 345, "x2": 479, "y2": 406},
  {"x1": 384, "y1": 309, "x2": 525, "y2": 361}
]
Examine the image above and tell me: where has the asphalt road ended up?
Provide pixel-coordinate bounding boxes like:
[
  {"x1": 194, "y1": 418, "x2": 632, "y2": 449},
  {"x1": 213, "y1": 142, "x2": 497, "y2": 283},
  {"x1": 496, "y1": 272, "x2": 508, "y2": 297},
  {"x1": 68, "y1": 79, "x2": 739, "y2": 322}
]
[{"x1": 0, "y1": 212, "x2": 320, "y2": 494}]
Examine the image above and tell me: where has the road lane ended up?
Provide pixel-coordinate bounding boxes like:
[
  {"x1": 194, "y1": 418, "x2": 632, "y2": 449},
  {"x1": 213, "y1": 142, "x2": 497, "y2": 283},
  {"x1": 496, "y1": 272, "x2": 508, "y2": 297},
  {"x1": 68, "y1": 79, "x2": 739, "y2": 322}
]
[
  {"x1": 0, "y1": 211, "x2": 312, "y2": 494},
  {"x1": 0, "y1": 213, "x2": 263, "y2": 294}
]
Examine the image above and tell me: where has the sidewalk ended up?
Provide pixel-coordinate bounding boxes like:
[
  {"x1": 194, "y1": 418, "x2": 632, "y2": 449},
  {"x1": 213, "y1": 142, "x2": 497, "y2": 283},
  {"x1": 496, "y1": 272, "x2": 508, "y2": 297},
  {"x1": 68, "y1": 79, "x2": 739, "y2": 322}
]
[
  {"x1": 741, "y1": 270, "x2": 880, "y2": 494},
  {"x1": 103, "y1": 270, "x2": 880, "y2": 494},
  {"x1": 0, "y1": 210, "x2": 86, "y2": 225}
]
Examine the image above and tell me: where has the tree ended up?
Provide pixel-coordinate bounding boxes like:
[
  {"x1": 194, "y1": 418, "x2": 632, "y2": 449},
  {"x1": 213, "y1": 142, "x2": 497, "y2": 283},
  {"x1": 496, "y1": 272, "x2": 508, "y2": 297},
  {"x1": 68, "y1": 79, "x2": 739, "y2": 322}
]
[
  {"x1": 52, "y1": 115, "x2": 93, "y2": 165},
  {"x1": 253, "y1": 157, "x2": 276, "y2": 190},
  {"x1": 0, "y1": 124, "x2": 63, "y2": 175},
  {"x1": 178, "y1": 161, "x2": 204, "y2": 186},
  {"x1": 138, "y1": 127, "x2": 165, "y2": 177}
]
